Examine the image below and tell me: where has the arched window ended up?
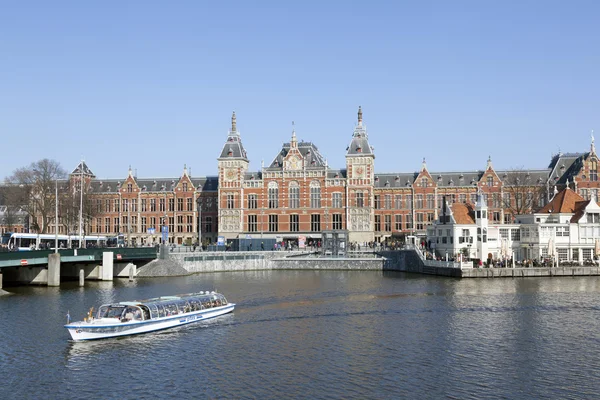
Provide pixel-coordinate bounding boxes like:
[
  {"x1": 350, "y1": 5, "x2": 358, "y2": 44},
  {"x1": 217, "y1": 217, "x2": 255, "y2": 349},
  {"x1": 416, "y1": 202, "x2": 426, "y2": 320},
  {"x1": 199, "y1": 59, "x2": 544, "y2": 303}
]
[
  {"x1": 268, "y1": 181, "x2": 279, "y2": 209},
  {"x1": 591, "y1": 159, "x2": 598, "y2": 182},
  {"x1": 289, "y1": 181, "x2": 300, "y2": 208},
  {"x1": 310, "y1": 181, "x2": 321, "y2": 208}
]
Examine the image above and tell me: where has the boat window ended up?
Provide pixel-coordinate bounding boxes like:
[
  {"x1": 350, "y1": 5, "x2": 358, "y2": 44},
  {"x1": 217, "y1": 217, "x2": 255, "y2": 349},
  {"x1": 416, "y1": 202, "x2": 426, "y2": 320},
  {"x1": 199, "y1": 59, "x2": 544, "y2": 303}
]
[
  {"x1": 97, "y1": 306, "x2": 109, "y2": 319},
  {"x1": 164, "y1": 303, "x2": 178, "y2": 316},
  {"x1": 157, "y1": 304, "x2": 166, "y2": 318},
  {"x1": 101, "y1": 306, "x2": 125, "y2": 319},
  {"x1": 149, "y1": 304, "x2": 159, "y2": 319}
]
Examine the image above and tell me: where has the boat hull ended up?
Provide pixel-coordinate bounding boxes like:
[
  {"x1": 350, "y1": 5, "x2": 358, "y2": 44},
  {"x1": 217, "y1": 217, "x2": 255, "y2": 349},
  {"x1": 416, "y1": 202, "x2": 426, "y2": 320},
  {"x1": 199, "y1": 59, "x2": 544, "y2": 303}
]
[{"x1": 65, "y1": 304, "x2": 235, "y2": 341}]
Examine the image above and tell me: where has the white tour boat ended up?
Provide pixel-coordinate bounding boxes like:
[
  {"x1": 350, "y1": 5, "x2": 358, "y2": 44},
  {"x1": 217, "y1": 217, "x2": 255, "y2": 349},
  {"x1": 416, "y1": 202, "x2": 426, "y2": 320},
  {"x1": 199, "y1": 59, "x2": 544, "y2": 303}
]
[{"x1": 65, "y1": 291, "x2": 234, "y2": 341}]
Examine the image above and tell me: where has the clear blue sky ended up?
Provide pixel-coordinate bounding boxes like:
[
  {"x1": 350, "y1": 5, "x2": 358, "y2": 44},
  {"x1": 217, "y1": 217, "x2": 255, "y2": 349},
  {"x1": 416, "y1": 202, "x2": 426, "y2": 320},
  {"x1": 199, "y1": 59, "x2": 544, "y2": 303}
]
[{"x1": 1, "y1": 1, "x2": 599, "y2": 180}]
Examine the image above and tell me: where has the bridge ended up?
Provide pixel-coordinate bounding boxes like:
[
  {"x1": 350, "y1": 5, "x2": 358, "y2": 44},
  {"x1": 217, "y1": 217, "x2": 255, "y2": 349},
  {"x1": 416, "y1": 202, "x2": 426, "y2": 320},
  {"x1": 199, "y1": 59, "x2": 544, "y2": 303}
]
[{"x1": 0, "y1": 247, "x2": 157, "y2": 288}]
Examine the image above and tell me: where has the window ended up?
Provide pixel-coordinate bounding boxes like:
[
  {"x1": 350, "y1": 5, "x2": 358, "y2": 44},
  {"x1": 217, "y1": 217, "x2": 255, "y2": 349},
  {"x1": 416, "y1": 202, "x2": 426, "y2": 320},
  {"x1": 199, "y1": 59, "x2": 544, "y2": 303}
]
[
  {"x1": 384, "y1": 215, "x2": 392, "y2": 232},
  {"x1": 123, "y1": 199, "x2": 129, "y2": 212},
  {"x1": 141, "y1": 199, "x2": 147, "y2": 212},
  {"x1": 427, "y1": 194, "x2": 434, "y2": 209},
  {"x1": 492, "y1": 193, "x2": 501, "y2": 208},
  {"x1": 127, "y1": 183, "x2": 133, "y2": 192},
  {"x1": 105, "y1": 199, "x2": 111, "y2": 212},
  {"x1": 492, "y1": 211, "x2": 501, "y2": 222},
  {"x1": 406, "y1": 214, "x2": 413, "y2": 229},
  {"x1": 421, "y1": 178, "x2": 427, "y2": 188},
  {"x1": 374, "y1": 195, "x2": 381, "y2": 210},
  {"x1": 248, "y1": 194, "x2": 258, "y2": 209},
  {"x1": 511, "y1": 228, "x2": 520, "y2": 241},
  {"x1": 96, "y1": 199, "x2": 102, "y2": 213},
  {"x1": 150, "y1": 217, "x2": 156, "y2": 230},
  {"x1": 310, "y1": 181, "x2": 321, "y2": 208},
  {"x1": 105, "y1": 218, "x2": 110, "y2": 233},
  {"x1": 141, "y1": 217, "x2": 147, "y2": 232},
  {"x1": 405, "y1": 195, "x2": 412, "y2": 209},
  {"x1": 183, "y1": 183, "x2": 188, "y2": 192},
  {"x1": 487, "y1": 176, "x2": 493, "y2": 187},
  {"x1": 268, "y1": 182, "x2": 279, "y2": 209},
  {"x1": 385, "y1": 195, "x2": 392, "y2": 209},
  {"x1": 114, "y1": 199, "x2": 120, "y2": 212},
  {"x1": 150, "y1": 198, "x2": 156, "y2": 212},
  {"x1": 187, "y1": 198, "x2": 193, "y2": 211},
  {"x1": 375, "y1": 215, "x2": 381, "y2": 231},
  {"x1": 187, "y1": 215, "x2": 193, "y2": 232},
  {"x1": 332, "y1": 192, "x2": 342, "y2": 209},
  {"x1": 416, "y1": 213, "x2": 424, "y2": 230},
  {"x1": 591, "y1": 159, "x2": 598, "y2": 182},
  {"x1": 395, "y1": 214, "x2": 402, "y2": 231},
  {"x1": 205, "y1": 216, "x2": 212, "y2": 233},
  {"x1": 470, "y1": 193, "x2": 477, "y2": 204},
  {"x1": 227, "y1": 194, "x2": 234, "y2": 209},
  {"x1": 159, "y1": 198, "x2": 165, "y2": 212},
  {"x1": 168, "y1": 217, "x2": 174, "y2": 234},
  {"x1": 290, "y1": 214, "x2": 299, "y2": 232},
  {"x1": 416, "y1": 195, "x2": 423, "y2": 209},
  {"x1": 587, "y1": 213, "x2": 600, "y2": 223},
  {"x1": 395, "y1": 195, "x2": 402, "y2": 209},
  {"x1": 311, "y1": 214, "x2": 320, "y2": 232},
  {"x1": 459, "y1": 194, "x2": 467, "y2": 204},
  {"x1": 503, "y1": 193, "x2": 511, "y2": 207},
  {"x1": 289, "y1": 182, "x2": 300, "y2": 208},
  {"x1": 177, "y1": 198, "x2": 184, "y2": 211},
  {"x1": 169, "y1": 198, "x2": 174, "y2": 212},
  {"x1": 356, "y1": 192, "x2": 364, "y2": 207},
  {"x1": 269, "y1": 215, "x2": 278, "y2": 232},
  {"x1": 248, "y1": 215, "x2": 258, "y2": 232},
  {"x1": 332, "y1": 214, "x2": 342, "y2": 230},
  {"x1": 114, "y1": 217, "x2": 120, "y2": 233}
]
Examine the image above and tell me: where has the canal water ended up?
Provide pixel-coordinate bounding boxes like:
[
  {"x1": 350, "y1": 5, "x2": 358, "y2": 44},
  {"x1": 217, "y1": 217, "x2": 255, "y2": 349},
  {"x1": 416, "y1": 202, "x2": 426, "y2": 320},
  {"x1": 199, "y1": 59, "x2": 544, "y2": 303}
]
[{"x1": 1, "y1": 271, "x2": 600, "y2": 399}]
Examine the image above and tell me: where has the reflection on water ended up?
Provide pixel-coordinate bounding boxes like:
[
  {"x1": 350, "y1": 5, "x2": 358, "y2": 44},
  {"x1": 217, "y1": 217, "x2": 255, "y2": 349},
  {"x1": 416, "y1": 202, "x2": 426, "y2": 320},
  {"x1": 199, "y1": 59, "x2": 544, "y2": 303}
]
[{"x1": 2, "y1": 271, "x2": 600, "y2": 399}]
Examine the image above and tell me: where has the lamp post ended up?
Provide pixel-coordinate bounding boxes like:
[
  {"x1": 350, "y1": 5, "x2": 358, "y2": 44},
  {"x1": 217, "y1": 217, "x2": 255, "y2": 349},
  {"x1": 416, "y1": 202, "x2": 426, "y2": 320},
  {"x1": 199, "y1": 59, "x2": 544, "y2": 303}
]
[
  {"x1": 197, "y1": 196, "x2": 202, "y2": 251},
  {"x1": 55, "y1": 180, "x2": 58, "y2": 253}
]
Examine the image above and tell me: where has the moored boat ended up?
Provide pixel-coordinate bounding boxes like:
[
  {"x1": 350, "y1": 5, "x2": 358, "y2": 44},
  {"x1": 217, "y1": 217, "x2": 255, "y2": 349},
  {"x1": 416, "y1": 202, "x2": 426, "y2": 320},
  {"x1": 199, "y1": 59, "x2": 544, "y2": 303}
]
[{"x1": 65, "y1": 291, "x2": 234, "y2": 341}]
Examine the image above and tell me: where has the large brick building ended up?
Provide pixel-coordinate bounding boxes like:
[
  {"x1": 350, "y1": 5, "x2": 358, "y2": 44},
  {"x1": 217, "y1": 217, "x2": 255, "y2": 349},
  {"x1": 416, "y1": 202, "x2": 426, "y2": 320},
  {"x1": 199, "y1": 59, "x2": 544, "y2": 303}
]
[{"x1": 6, "y1": 109, "x2": 600, "y2": 247}]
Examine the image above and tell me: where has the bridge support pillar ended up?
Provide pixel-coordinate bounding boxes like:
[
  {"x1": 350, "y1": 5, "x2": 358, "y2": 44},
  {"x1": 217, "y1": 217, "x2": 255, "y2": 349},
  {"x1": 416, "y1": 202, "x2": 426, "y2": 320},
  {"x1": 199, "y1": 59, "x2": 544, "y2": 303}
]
[
  {"x1": 101, "y1": 252, "x2": 114, "y2": 281},
  {"x1": 0, "y1": 270, "x2": 3, "y2": 289},
  {"x1": 48, "y1": 253, "x2": 61, "y2": 287},
  {"x1": 79, "y1": 267, "x2": 85, "y2": 286}
]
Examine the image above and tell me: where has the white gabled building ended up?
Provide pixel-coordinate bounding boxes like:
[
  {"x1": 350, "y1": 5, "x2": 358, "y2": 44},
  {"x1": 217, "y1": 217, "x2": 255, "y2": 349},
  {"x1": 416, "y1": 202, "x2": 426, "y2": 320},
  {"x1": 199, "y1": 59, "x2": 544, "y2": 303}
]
[
  {"x1": 427, "y1": 192, "x2": 520, "y2": 263},
  {"x1": 428, "y1": 187, "x2": 600, "y2": 264}
]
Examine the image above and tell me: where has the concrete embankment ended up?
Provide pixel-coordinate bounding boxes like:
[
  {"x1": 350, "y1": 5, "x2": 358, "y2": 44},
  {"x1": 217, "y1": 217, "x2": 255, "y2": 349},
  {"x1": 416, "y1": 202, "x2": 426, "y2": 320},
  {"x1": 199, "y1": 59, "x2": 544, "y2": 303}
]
[{"x1": 137, "y1": 251, "x2": 384, "y2": 276}]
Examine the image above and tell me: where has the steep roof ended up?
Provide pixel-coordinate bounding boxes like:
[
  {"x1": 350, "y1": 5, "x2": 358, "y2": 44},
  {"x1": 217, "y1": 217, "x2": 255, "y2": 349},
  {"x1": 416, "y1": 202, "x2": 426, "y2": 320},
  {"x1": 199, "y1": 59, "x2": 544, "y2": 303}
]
[
  {"x1": 450, "y1": 202, "x2": 476, "y2": 224},
  {"x1": 218, "y1": 112, "x2": 248, "y2": 161},
  {"x1": 346, "y1": 106, "x2": 374, "y2": 157},
  {"x1": 268, "y1": 141, "x2": 326, "y2": 169},
  {"x1": 538, "y1": 188, "x2": 583, "y2": 214},
  {"x1": 71, "y1": 161, "x2": 95, "y2": 177}
]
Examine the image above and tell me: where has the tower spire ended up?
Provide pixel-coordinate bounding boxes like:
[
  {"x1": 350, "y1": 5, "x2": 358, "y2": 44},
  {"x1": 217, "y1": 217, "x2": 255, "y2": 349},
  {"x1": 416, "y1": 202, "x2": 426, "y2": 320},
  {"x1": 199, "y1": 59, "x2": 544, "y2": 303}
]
[
  {"x1": 231, "y1": 111, "x2": 237, "y2": 133},
  {"x1": 358, "y1": 106, "x2": 363, "y2": 127},
  {"x1": 592, "y1": 129, "x2": 596, "y2": 154}
]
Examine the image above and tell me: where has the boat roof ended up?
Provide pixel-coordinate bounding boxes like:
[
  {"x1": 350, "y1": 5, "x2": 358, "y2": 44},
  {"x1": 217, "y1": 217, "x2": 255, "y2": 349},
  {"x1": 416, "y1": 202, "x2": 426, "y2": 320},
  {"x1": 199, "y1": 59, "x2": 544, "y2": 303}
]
[{"x1": 100, "y1": 292, "x2": 222, "y2": 308}]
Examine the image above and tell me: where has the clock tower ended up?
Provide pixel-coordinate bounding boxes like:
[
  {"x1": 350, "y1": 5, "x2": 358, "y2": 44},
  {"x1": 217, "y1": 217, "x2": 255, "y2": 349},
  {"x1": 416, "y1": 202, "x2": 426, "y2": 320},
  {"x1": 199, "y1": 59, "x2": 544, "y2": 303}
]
[
  {"x1": 345, "y1": 106, "x2": 375, "y2": 243},
  {"x1": 217, "y1": 111, "x2": 249, "y2": 239}
]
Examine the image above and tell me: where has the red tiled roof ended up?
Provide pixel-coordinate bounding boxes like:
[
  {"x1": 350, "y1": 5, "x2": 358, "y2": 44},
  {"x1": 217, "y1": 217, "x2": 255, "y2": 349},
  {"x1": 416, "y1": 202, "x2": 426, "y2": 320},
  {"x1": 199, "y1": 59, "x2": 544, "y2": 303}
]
[
  {"x1": 538, "y1": 188, "x2": 583, "y2": 214},
  {"x1": 451, "y1": 203, "x2": 475, "y2": 224}
]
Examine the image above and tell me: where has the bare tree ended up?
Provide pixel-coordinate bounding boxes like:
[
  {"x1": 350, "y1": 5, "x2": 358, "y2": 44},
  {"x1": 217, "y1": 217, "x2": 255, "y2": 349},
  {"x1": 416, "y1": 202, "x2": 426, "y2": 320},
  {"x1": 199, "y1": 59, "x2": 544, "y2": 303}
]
[
  {"x1": 0, "y1": 185, "x2": 28, "y2": 231},
  {"x1": 5, "y1": 159, "x2": 66, "y2": 233},
  {"x1": 501, "y1": 167, "x2": 548, "y2": 218},
  {"x1": 57, "y1": 178, "x2": 100, "y2": 237}
]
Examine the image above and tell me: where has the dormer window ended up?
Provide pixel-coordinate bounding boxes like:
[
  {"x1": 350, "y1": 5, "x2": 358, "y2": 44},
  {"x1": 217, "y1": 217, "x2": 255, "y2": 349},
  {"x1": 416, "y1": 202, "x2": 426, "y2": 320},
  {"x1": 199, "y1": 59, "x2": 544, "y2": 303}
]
[
  {"x1": 228, "y1": 149, "x2": 233, "y2": 156},
  {"x1": 183, "y1": 183, "x2": 188, "y2": 192},
  {"x1": 487, "y1": 176, "x2": 493, "y2": 187},
  {"x1": 356, "y1": 146, "x2": 362, "y2": 153},
  {"x1": 587, "y1": 213, "x2": 600, "y2": 223},
  {"x1": 127, "y1": 183, "x2": 133, "y2": 192},
  {"x1": 421, "y1": 178, "x2": 427, "y2": 188}
]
